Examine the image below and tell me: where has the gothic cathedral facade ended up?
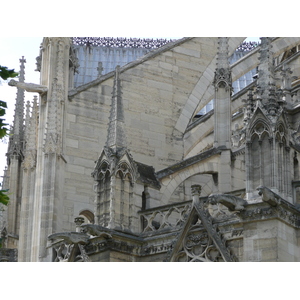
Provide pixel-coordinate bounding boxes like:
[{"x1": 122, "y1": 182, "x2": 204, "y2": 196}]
[{"x1": 2, "y1": 37, "x2": 300, "y2": 262}]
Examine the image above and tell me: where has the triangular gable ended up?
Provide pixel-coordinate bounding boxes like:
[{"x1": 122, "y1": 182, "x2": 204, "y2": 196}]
[
  {"x1": 247, "y1": 103, "x2": 270, "y2": 128},
  {"x1": 92, "y1": 147, "x2": 112, "y2": 179},
  {"x1": 167, "y1": 199, "x2": 236, "y2": 262}
]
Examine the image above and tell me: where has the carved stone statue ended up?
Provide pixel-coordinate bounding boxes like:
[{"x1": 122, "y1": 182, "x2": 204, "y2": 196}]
[
  {"x1": 8, "y1": 79, "x2": 48, "y2": 94},
  {"x1": 81, "y1": 224, "x2": 113, "y2": 239},
  {"x1": 208, "y1": 194, "x2": 247, "y2": 211},
  {"x1": 257, "y1": 186, "x2": 281, "y2": 206},
  {"x1": 48, "y1": 232, "x2": 89, "y2": 244}
]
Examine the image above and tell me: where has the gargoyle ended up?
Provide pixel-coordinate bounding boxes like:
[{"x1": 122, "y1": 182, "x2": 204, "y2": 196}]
[
  {"x1": 8, "y1": 79, "x2": 48, "y2": 94},
  {"x1": 257, "y1": 186, "x2": 281, "y2": 207},
  {"x1": 48, "y1": 232, "x2": 89, "y2": 245},
  {"x1": 208, "y1": 194, "x2": 247, "y2": 211},
  {"x1": 81, "y1": 224, "x2": 113, "y2": 239}
]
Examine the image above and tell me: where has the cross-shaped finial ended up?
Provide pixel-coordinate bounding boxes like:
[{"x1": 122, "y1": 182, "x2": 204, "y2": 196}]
[{"x1": 20, "y1": 56, "x2": 26, "y2": 64}]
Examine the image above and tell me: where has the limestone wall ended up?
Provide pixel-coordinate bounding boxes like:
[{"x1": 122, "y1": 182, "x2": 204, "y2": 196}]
[
  {"x1": 63, "y1": 83, "x2": 113, "y2": 231},
  {"x1": 62, "y1": 38, "x2": 225, "y2": 230},
  {"x1": 243, "y1": 219, "x2": 300, "y2": 261}
]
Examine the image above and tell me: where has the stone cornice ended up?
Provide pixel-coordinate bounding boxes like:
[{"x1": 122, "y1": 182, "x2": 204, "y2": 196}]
[{"x1": 156, "y1": 147, "x2": 221, "y2": 179}]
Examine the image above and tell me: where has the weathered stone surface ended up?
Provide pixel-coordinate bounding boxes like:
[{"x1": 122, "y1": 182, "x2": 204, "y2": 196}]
[{"x1": 4, "y1": 37, "x2": 300, "y2": 262}]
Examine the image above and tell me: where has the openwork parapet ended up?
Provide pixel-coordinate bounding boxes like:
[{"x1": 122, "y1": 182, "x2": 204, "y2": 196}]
[
  {"x1": 236, "y1": 41, "x2": 260, "y2": 52},
  {"x1": 72, "y1": 37, "x2": 176, "y2": 49},
  {"x1": 139, "y1": 200, "x2": 192, "y2": 233}
]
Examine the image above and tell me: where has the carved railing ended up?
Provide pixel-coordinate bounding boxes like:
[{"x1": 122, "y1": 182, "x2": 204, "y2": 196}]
[
  {"x1": 72, "y1": 37, "x2": 176, "y2": 49},
  {"x1": 72, "y1": 38, "x2": 259, "y2": 52},
  {"x1": 139, "y1": 200, "x2": 193, "y2": 233},
  {"x1": 236, "y1": 41, "x2": 259, "y2": 52}
]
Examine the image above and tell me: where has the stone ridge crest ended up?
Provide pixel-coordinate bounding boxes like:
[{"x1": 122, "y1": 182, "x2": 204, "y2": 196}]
[{"x1": 72, "y1": 37, "x2": 177, "y2": 49}]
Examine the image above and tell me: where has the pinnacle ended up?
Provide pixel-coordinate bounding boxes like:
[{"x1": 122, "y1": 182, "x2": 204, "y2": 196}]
[{"x1": 105, "y1": 65, "x2": 127, "y2": 152}]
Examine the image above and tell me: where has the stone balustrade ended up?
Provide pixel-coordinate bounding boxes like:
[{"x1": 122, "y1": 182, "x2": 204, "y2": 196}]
[{"x1": 139, "y1": 200, "x2": 192, "y2": 233}]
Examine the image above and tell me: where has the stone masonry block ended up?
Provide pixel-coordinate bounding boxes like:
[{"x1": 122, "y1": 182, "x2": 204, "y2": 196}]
[
  {"x1": 66, "y1": 138, "x2": 79, "y2": 148},
  {"x1": 147, "y1": 79, "x2": 173, "y2": 92},
  {"x1": 173, "y1": 46, "x2": 200, "y2": 58}
]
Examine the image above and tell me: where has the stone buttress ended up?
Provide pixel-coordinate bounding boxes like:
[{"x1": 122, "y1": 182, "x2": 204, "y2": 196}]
[
  {"x1": 5, "y1": 57, "x2": 26, "y2": 249},
  {"x1": 29, "y1": 38, "x2": 72, "y2": 261}
]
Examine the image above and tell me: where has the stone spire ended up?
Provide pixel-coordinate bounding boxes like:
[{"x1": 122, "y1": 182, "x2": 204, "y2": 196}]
[
  {"x1": 213, "y1": 37, "x2": 232, "y2": 149},
  {"x1": 105, "y1": 65, "x2": 127, "y2": 152},
  {"x1": 23, "y1": 96, "x2": 38, "y2": 170},
  {"x1": 13, "y1": 57, "x2": 26, "y2": 139},
  {"x1": 7, "y1": 57, "x2": 26, "y2": 160},
  {"x1": 216, "y1": 37, "x2": 230, "y2": 69},
  {"x1": 213, "y1": 37, "x2": 232, "y2": 90},
  {"x1": 256, "y1": 37, "x2": 280, "y2": 116}
]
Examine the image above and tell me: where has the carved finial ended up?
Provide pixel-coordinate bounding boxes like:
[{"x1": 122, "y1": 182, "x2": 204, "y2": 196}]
[
  {"x1": 97, "y1": 62, "x2": 103, "y2": 77},
  {"x1": 106, "y1": 65, "x2": 127, "y2": 152},
  {"x1": 74, "y1": 217, "x2": 85, "y2": 232},
  {"x1": 257, "y1": 38, "x2": 275, "y2": 101},
  {"x1": 213, "y1": 38, "x2": 232, "y2": 90},
  {"x1": 191, "y1": 185, "x2": 202, "y2": 197},
  {"x1": 23, "y1": 96, "x2": 38, "y2": 170},
  {"x1": 242, "y1": 87, "x2": 256, "y2": 125},
  {"x1": 19, "y1": 56, "x2": 26, "y2": 82},
  {"x1": 7, "y1": 57, "x2": 26, "y2": 160},
  {"x1": 216, "y1": 37, "x2": 229, "y2": 69},
  {"x1": 24, "y1": 100, "x2": 31, "y2": 141},
  {"x1": 256, "y1": 37, "x2": 285, "y2": 116}
]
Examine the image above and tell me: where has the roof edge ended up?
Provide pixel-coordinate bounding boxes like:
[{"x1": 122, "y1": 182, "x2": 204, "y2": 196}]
[{"x1": 68, "y1": 37, "x2": 193, "y2": 99}]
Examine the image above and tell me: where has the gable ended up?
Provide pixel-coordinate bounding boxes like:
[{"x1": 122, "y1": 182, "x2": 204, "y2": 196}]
[{"x1": 167, "y1": 198, "x2": 236, "y2": 262}]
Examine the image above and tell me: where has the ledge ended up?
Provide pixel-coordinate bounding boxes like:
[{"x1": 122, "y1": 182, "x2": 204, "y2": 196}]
[{"x1": 156, "y1": 147, "x2": 221, "y2": 179}]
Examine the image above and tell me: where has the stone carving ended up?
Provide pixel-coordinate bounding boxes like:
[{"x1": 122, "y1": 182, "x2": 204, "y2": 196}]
[
  {"x1": 169, "y1": 190, "x2": 237, "y2": 262},
  {"x1": 0, "y1": 227, "x2": 7, "y2": 248},
  {"x1": 0, "y1": 248, "x2": 18, "y2": 262},
  {"x1": 139, "y1": 202, "x2": 191, "y2": 233},
  {"x1": 214, "y1": 67, "x2": 232, "y2": 89},
  {"x1": 191, "y1": 185, "x2": 201, "y2": 197},
  {"x1": 80, "y1": 224, "x2": 112, "y2": 239},
  {"x1": 232, "y1": 123, "x2": 245, "y2": 147},
  {"x1": 193, "y1": 202, "x2": 237, "y2": 261},
  {"x1": 48, "y1": 232, "x2": 89, "y2": 244},
  {"x1": 142, "y1": 243, "x2": 173, "y2": 256},
  {"x1": 52, "y1": 242, "x2": 90, "y2": 262},
  {"x1": 236, "y1": 41, "x2": 259, "y2": 52},
  {"x1": 257, "y1": 186, "x2": 281, "y2": 206},
  {"x1": 97, "y1": 62, "x2": 103, "y2": 77},
  {"x1": 231, "y1": 228, "x2": 243, "y2": 237},
  {"x1": 53, "y1": 243, "x2": 75, "y2": 262},
  {"x1": 173, "y1": 230, "x2": 224, "y2": 262},
  {"x1": 8, "y1": 79, "x2": 48, "y2": 94},
  {"x1": 48, "y1": 232, "x2": 91, "y2": 262},
  {"x1": 208, "y1": 194, "x2": 247, "y2": 211},
  {"x1": 35, "y1": 55, "x2": 42, "y2": 72},
  {"x1": 69, "y1": 47, "x2": 80, "y2": 74},
  {"x1": 72, "y1": 37, "x2": 176, "y2": 49}
]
